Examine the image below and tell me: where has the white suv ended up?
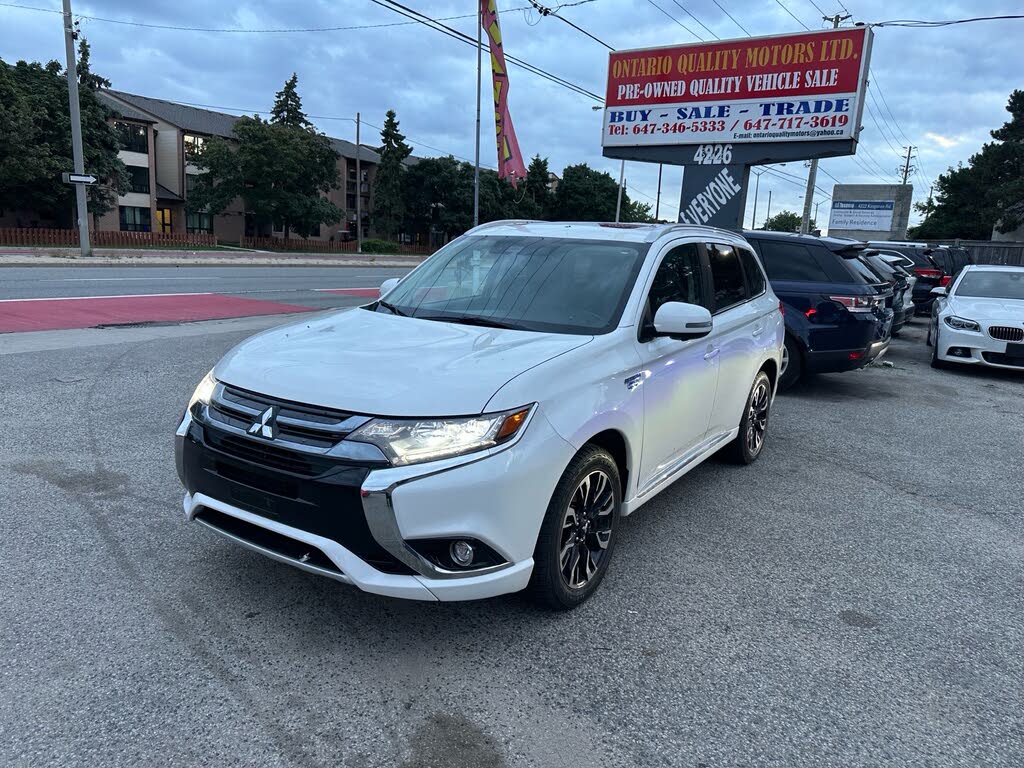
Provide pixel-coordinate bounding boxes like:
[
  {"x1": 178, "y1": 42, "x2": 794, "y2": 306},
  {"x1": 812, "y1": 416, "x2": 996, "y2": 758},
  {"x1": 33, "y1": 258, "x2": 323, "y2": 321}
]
[{"x1": 175, "y1": 221, "x2": 784, "y2": 608}]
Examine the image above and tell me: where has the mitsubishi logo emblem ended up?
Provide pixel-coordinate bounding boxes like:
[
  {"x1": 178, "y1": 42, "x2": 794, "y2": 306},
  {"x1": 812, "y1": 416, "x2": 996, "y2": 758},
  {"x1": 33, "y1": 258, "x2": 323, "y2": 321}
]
[{"x1": 247, "y1": 406, "x2": 279, "y2": 439}]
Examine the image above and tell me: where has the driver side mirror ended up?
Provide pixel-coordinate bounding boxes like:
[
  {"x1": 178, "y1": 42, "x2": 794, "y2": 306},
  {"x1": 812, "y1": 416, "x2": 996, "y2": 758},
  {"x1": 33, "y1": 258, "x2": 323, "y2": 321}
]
[
  {"x1": 930, "y1": 286, "x2": 947, "y2": 296},
  {"x1": 652, "y1": 301, "x2": 713, "y2": 340},
  {"x1": 380, "y1": 277, "x2": 401, "y2": 296}
]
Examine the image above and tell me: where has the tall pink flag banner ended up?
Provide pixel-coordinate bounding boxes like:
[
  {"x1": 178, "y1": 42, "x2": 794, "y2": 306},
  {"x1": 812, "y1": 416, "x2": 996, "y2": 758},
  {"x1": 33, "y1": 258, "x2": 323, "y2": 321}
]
[{"x1": 481, "y1": 0, "x2": 527, "y2": 187}]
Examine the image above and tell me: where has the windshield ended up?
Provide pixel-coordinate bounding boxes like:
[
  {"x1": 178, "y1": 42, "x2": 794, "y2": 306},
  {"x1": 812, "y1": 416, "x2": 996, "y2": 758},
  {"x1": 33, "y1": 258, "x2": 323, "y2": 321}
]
[
  {"x1": 372, "y1": 235, "x2": 649, "y2": 334},
  {"x1": 953, "y1": 270, "x2": 1024, "y2": 300}
]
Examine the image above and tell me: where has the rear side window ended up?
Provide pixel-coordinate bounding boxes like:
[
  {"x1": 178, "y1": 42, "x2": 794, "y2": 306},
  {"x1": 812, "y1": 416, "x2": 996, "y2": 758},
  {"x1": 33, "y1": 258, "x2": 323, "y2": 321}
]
[
  {"x1": 843, "y1": 257, "x2": 883, "y2": 284},
  {"x1": 646, "y1": 243, "x2": 707, "y2": 318},
  {"x1": 707, "y1": 243, "x2": 749, "y2": 311},
  {"x1": 756, "y1": 240, "x2": 831, "y2": 282},
  {"x1": 738, "y1": 248, "x2": 766, "y2": 296}
]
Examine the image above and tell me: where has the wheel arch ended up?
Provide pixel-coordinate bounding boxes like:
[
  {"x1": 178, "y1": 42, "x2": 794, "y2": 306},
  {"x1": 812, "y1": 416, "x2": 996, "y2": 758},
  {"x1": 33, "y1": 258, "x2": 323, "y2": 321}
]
[
  {"x1": 582, "y1": 428, "x2": 630, "y2": 500},
  {"x1": 758, "y1": 357, "x2": 778, "y2": 392}
]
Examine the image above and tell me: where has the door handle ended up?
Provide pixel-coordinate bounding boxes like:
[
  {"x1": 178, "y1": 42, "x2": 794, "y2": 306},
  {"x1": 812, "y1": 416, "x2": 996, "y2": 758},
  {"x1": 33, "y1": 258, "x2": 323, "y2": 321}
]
[
  {"x1": 752, "y1": 325, "x2": 764, "y2": 337},
  {"x1": 703, "y1": 347, "x2": 720, "y2": 361}
]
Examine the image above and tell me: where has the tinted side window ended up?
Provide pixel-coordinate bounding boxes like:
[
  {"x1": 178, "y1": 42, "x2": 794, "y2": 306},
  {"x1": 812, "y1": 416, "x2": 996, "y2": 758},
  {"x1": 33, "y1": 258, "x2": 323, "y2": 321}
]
[
  {"x1": 756, "y1": 240, "x2": 831, "y2": 281},
  {"x1": 707, "y1": 243, "x2": 749, "y2": 311},
  {"x1": 647, "y1": 243, "x2": 707, "y2": 319},
  {"x1": 738, "y1": 248, "x2": 766, "y2": 295}
]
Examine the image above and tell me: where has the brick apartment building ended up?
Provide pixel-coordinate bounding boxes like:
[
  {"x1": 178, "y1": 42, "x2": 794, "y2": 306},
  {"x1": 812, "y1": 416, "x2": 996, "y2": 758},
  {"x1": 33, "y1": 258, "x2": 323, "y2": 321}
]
[{"x1": 4, "y1": 90, "x2": 380, "y2": 244}]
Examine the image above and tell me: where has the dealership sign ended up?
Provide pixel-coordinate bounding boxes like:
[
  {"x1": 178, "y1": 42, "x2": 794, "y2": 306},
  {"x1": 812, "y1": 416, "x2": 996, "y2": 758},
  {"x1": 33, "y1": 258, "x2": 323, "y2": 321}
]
[
  {"x1": 829, "y1": 200, "x2": 894, "y2": 231},
  {"x1": 602, "y1": 28, "x2": 871, "y2": 148}
]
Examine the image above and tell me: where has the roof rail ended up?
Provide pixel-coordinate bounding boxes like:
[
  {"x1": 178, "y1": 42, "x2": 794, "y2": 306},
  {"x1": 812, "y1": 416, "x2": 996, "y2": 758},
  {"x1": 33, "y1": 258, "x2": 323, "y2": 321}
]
[
  {"x1": 645, "y1": 223, "x2": 745, "y2": 242},
  {"x1": 465, "y1": 219, "x2": 542, "y2": 234}
]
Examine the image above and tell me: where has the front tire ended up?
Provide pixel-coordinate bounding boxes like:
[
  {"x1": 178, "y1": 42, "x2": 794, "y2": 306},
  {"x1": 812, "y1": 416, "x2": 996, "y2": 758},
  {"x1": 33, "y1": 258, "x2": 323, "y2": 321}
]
[
  {"x1": 528, "y1": 446, "x2": 621, "y2": 610},
  {"x1": 723, "y1": 371, "x2": 773, "y2": 465},
  {"x1": 931, "y1": 326, "x2": 950, "y2": 369}
]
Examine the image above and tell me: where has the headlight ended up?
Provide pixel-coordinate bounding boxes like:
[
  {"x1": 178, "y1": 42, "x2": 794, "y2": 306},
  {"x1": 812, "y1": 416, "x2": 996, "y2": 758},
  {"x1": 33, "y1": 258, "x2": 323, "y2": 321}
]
[
  {"x1": 188, "y1": 371, "x2": 217, "y2": 410},
  {"x1": 347, "y1": 406, "x2": 533, "y2": 466},
  {"x1": 944, "y1": 315, "x2": 980, "y2": 332}
]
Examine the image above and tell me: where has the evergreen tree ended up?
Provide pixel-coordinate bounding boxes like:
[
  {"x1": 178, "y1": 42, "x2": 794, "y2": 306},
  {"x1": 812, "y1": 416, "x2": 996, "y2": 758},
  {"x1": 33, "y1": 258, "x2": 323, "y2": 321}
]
[
  {"x1": 76, "y1": 39, "x2": 110, "y2": 90},
  {"x1": 524, "y1": 155, "x2": 553, "y2": 219},
  {"x1": 372, "y1": 109, "x2": 412, "y2": 239},
  {"x1": 0, "y1": 46, "x2": 125, "y2": 226},
  {"x1": 270, "y1": 73, "x2": 312, "y2": 130},
  {"x1": 910, "y1": 90, "x2": 1024, "y2": 239}
]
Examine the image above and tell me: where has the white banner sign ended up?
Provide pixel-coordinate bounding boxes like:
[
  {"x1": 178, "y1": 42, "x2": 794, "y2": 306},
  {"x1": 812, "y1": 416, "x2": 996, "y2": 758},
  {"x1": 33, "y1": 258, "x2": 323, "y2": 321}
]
[{"x1": 829, "y1": 200, "x2": 895, "y2": 231}]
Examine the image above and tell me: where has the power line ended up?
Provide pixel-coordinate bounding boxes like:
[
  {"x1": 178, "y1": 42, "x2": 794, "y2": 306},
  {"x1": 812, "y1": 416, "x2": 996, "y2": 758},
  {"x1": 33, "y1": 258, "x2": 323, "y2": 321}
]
[
  {"x1": 642, "y1": 0, "x2": 703, "y2": 40},
  {"x1": 0, "y1": 1, "x2": 525, "y2": 33},
  {"x1": 872, "y1": 15, "x2": 1023, "y2": 28},
  {"x1": 367, "y1": 0, "x2": 604, "y2": 102},
  {"x1": 773, "y1": 0, "x2": 811, "y2": 29},
  {"x1": 708, "y1": 0, "x2": 750, "y2": 35},
  {"x1": 803, "y1": 0, "x2": 829, "y2": 18},
  {"x1": 668, "y1": 0, "x2": 719, "y2": 39},
  {"x1": 527, "y1": 0, "x2": 615, "y2": 49}
]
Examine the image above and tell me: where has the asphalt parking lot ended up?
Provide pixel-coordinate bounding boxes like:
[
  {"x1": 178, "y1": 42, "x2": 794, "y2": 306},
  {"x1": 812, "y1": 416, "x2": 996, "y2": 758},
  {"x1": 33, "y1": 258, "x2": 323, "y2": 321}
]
[{"x1": 2, "y1": 313, "x2": 1022, "y2": 767}]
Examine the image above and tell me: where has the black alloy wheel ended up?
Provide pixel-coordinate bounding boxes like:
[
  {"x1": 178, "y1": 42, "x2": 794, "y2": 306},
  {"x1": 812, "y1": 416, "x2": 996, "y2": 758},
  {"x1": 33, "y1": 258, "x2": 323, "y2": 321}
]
[
  {"x1": 723, "y1": 371, "x2": 773, "y2": 465},
  {"x1": 529, "y1": 445, "x2": 621, "y2": 610}
]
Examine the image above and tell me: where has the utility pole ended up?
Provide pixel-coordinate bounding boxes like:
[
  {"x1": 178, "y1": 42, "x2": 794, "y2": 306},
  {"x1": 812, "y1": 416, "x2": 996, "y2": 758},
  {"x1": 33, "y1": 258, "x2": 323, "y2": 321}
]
[
  {"x1": 355, "y1": 112, "x2": 362, "y2": 253},
  {"x1": 751, "y1": 168, "x2": 763, "y2": 229},
  {"x1": 654, "y1": 163, "x2": 663, "y2": 221},
  {"x1": 765, "y1": 189, "x2": 772, "y2": 225},
  {"x1": 473, "y1": 2, "x2": 482, "y2": 228},
  {"x1": 62, "y1": 0, "x2": 91, "y2": 257},
  {"x1": 814, "y1": 200, "x2": 820, "y2": 224},
  {"x1": 900, "y1": 145, "x2": 916, "y2": 185},
  {"x1": 801, "y1": 12, "x2": 850, "y2": 235},
  {"x1": 614, "y1": 159, "x2": 625, "y2": 223}
]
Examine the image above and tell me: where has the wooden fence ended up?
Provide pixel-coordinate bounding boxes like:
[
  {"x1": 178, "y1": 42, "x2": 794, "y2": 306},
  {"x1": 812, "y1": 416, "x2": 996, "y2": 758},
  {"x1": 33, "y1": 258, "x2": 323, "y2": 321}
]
[
  {"x1": 240, "y1": 236, "x2": 433, "y2": 255},
  {"x1": 933, "y1": 239, "x2": 1024, "y2": 267},
  {"x1": 0, "y1": 228, "x2": 218, "y2": 248}
]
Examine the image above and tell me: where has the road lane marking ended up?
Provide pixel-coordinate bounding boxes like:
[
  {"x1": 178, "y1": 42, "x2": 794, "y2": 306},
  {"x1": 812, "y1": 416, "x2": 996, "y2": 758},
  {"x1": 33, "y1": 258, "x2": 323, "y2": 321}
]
[{"x1": 0, "y1": 292, "x2": 212, "y2": 303}]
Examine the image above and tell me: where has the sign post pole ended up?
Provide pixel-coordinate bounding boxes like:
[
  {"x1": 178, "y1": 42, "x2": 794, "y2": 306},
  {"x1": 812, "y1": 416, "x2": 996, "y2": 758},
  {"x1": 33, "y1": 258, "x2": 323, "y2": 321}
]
[{"x1": 61, "y1": 0, "x2": 91, "y2": 257}]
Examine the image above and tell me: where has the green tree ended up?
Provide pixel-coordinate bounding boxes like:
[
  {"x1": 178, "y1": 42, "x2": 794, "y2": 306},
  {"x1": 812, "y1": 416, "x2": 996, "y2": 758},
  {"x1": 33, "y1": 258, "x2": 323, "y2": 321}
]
[
  {"x1": 270, "y1": 73, "x2": 311, "y2": 130},
  {"x1": 372, "y1": 110, "x2": 413, "y2": 239},
  {"x1": 551, "y1": 163, "x2": 645, "y2": 222},
  {"x1": 522, "y1": 155, "x2": 553, "y2": 219},
  {"x1": 189, "y1": 116, "x2": 341, "y2": 239},
  {"x1": 910, "y1": 90, "x2": 1024, "y2": 239},
  {"x1": 0, "y1": 45, "x2": 125, "y2": 227},
  {"x1": 763, "y1": 210, "x2": 812, "y2": 232}
]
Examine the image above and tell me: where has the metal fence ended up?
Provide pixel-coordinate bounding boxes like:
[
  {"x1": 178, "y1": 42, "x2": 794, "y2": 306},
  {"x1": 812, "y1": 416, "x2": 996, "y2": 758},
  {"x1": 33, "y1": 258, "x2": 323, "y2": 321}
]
[
  {"x1": 0, "y1": 227, "x2": 218, "y2": 248},
  {"x1": 933, "y1": 240, "x2": 1024, "y2": 266}
]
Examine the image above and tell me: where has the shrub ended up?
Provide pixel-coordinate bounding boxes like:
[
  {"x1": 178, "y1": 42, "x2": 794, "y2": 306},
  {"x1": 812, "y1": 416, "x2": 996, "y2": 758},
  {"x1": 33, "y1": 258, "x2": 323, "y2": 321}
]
[{"x1": 360, "y1": 239, "x2": 399, "y2": 254}]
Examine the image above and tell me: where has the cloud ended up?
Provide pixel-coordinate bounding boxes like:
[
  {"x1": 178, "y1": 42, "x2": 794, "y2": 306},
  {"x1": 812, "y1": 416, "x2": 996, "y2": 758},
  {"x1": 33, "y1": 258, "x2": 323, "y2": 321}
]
[{"x1": 925, "y1": 132, "x2": 961, "y2": 149}]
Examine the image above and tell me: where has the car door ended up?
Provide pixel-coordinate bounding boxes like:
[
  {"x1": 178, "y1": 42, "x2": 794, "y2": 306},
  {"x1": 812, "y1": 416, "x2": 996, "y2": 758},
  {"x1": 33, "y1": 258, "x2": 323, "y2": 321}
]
[
  {"x1": 632, "y1": 241, "x2": 719, "y2": 492},
  {"x1": 705, "y1": 242, "x2": 761, "y2": 437}
]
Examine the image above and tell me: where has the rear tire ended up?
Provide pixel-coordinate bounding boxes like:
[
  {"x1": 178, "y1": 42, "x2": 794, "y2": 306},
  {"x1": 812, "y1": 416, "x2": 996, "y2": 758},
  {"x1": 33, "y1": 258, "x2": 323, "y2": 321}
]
[
  {"x1": 778, "y1": 334, "x2": 802, "y2": 391},
  {"x1": 723, "y1": 371, "x2": 773, "y2": 465},
  {"x1": 528, "y1": 446, "x2": 621, "y2": 610}
]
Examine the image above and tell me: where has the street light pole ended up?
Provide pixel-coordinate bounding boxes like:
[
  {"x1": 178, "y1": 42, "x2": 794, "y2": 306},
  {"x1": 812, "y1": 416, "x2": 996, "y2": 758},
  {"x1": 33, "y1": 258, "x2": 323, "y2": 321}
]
[
  {"x1": 473, "y1": 2, "x2": 482, "y2": 228},
  {"x1": 355, "y1": 112, "x2": 362, "y2": 253},
  {"x1": 654, "y1": 163, "x2": 663, "y2": 221},
  {"x1": 614, "y1": 159, "x2": 625, "y2": 222},
  {"x1": 62, "y1": 0, "x2": 91, "y2": 257},
  {"x1": 751, "y1": 170, "x2": 762, "y2": 229}
]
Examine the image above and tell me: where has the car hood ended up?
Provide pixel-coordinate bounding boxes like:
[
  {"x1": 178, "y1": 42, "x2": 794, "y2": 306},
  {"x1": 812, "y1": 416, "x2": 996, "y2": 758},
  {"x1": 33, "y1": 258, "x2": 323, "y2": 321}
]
[
  {"x1": 214, "y1": 308, "x2": 592, "y2": 416},
  {"x1": 949, "y1": 296, "x2": 1024, "y2": 323}
]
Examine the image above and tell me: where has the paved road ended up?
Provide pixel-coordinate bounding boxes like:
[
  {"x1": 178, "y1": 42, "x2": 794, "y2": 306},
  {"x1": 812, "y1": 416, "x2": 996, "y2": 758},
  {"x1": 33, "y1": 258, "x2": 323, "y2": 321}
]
[
  {"x1": 2, "y1": 317, "x2": 1022, "y2": 767},
  {"x1": 0, "y1": 266, "x2": 409, "y2": 304}
]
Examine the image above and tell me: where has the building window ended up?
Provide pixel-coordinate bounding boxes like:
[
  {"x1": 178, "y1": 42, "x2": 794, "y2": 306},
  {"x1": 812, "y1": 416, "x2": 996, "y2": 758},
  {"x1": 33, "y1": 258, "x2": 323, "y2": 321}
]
[
  {"x1": 115, "y1": 121, "x2": 148, "y2": 153},
  {"x1": 183, "y1": 134, "x2": 207, "y2": 159},
  {"x1": 186, "y1": 211, "x2": 212, "y2": 234},
  {"x1": 119, "y1": 206, "x2": 152, "y2": 232},
  {"x1": 156, "y1": 208, "x2": 173, "y2": 234},
  {"x1": 126, "y1": 166, "x2": 150, "y2": 194},
  {"x1": 185, "y1": 174, "x2": 198, "y2": 195}
]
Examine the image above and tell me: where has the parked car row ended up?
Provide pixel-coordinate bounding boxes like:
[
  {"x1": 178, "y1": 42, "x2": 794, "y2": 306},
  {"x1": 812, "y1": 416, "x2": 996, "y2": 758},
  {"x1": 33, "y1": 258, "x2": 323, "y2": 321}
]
[{"x1": 172, "y1": 221, "x2": 1014, "y2": 610}]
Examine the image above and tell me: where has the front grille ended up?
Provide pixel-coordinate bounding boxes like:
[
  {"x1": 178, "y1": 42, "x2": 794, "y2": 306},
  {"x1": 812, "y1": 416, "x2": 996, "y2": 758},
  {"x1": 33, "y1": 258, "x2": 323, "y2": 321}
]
[
  {"x1": 982, "y1": 352, "x2": 1024, "y2": 368},
  {"x1": 204, "y1": 428, "x2": 334, "y2": 477},
  {"x1": 989, "y1": 326, "x2": 1024, "y2": 342}
]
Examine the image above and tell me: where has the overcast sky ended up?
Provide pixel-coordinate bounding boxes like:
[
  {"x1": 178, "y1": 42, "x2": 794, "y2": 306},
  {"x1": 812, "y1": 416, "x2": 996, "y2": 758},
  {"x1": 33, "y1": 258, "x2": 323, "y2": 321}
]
[{"x1": 2, "y1": 0, "x2": 1021, "y2": 229}]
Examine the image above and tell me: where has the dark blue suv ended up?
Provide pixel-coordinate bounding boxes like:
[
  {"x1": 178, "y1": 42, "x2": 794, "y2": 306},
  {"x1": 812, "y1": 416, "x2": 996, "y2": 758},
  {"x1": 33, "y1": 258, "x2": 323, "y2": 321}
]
[{"x1": 744, "y1": 232, "x2": 894, "y2": 389}]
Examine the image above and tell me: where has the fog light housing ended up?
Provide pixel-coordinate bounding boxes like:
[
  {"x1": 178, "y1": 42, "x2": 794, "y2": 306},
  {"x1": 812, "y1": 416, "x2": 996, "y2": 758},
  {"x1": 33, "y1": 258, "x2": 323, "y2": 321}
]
[
  {"x1": 948, "y1": 346, "x2": 971, "y2": 358},
  {"x1": 450, "y1": 540, "x2": 474, "y2": 567}
]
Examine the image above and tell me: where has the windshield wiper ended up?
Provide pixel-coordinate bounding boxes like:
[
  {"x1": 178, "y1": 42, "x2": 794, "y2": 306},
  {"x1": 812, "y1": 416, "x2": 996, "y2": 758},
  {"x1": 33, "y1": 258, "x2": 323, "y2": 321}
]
[
  {"x1": 421, "y1": 313, "x2": 522, "y2": 330},
  {"x1": 376, "y1": 300, "x2": 407, "y2": 316}
]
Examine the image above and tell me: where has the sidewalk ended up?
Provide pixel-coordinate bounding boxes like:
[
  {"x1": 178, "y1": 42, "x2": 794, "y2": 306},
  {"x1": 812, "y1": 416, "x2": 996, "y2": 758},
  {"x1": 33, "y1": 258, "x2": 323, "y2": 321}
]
[{"x1": 0, "y1": 246, "x2": 428, "y2": 268}]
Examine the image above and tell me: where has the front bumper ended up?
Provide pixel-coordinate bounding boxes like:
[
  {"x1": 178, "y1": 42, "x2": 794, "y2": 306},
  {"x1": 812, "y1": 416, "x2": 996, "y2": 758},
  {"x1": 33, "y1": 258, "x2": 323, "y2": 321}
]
[
  {"x1": 935, "y1": 326, "x2": 1024, "y2": 370},
  {"x1": 176, "y1": 407, "x2": 576, "y2": 601}
]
